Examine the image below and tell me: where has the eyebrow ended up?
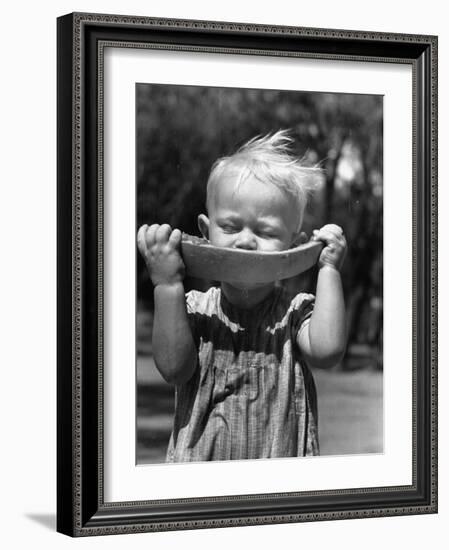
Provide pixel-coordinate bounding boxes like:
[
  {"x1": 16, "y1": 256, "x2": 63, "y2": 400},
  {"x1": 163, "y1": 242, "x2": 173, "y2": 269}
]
[
  {"x1": 256, "y1": 217, "x2": 284, "y2": 229},
  {"x1": 215, "y1": 213, "x2": 242, "y2": 222},
  {"x1": 216, "y1": 213, "x2": 284, "y2": 229}
]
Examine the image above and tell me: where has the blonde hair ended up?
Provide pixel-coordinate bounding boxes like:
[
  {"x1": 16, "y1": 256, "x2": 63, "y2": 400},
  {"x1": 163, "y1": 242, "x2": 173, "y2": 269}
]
[{"x1": 206, "y1": 130, "x2": 320, "y2": 231}]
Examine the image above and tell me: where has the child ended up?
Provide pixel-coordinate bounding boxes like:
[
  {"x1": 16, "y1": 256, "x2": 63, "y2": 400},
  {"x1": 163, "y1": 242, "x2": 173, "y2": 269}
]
[{"x1": 137, "y1": 130, "x2": 347, "y2": 462}]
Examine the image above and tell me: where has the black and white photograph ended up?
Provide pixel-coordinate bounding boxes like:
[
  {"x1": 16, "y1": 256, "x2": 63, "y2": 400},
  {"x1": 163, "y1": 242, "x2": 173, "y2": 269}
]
[{"x1": 135, "y1": 84, "x2": 384, "y2": 464}]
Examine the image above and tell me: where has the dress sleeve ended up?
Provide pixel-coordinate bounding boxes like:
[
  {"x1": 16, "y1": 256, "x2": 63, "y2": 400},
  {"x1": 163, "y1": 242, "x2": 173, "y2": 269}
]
[
  {"x1": 185, "y1": 290, "x2": 203, "y2": 347},
  {"x1": 289, "y1": 292, "x2": 315, "y2": 341}
]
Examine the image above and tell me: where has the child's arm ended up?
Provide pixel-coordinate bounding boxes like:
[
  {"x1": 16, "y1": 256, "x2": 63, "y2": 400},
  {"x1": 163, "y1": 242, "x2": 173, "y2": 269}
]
[
  {"x1": 297, "y1": 224, "x2": 347, "y2": 369},
  {"x1": 137, "y1": 224, "x2": 197, "y2": 385}
]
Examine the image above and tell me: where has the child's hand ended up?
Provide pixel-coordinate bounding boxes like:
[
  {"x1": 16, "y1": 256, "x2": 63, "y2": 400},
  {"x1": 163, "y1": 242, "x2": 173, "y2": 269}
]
[
  {"x1": 311, "y1": 224, "x2": 347, "y2": 271},
  {"x1": 137, "y1": 224, "x2": 185, "y2": 286}
]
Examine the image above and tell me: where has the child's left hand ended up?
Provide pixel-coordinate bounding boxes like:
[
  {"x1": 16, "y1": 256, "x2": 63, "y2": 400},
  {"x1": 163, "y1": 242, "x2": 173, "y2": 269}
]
[{"x1": 311, "y1": 224, "x2": 347, "y2": 271}]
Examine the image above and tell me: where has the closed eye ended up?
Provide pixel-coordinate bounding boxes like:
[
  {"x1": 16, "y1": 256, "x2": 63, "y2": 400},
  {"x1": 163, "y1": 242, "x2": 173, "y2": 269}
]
[
  {"x1": 257, "y1": 229, "x2": 279, "y2": 239},
  {"x1": 220, "y1": 223, "x2": 239, "y2": 233}
]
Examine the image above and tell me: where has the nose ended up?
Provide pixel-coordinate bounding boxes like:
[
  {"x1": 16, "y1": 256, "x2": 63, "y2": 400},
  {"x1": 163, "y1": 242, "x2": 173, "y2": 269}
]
[{"x1": 234, "y1": 228, "x2": 257, "y2": 250}]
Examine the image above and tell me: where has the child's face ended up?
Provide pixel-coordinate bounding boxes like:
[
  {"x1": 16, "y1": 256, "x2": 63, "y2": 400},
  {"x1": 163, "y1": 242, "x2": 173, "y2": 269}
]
[{"x1": 199, "y1": 171, "x2": 300, "y2": 253}]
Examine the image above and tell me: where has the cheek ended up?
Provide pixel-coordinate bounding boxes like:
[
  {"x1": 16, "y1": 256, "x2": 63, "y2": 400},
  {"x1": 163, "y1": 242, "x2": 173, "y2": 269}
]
[
  {"x1": 257, "y1": 233, "x2": 292, "y2": 252},
  {"x1": 257, "y1": 239, "x2": 286, "y2": 252},
  {"x1": 208, "y1": 226, "x2": 231, "y2": 246}
]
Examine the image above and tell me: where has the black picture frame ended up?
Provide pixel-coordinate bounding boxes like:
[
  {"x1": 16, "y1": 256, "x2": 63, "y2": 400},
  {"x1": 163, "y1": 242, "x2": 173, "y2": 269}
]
[{"x1": 57, "y1": 12, "x2": 438, "y2": 536}]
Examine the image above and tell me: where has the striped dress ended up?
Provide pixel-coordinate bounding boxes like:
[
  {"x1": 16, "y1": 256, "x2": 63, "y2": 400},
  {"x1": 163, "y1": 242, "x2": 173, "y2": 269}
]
[{"x1": 166, "y1": 286, "x2": 319, "y2": 462}]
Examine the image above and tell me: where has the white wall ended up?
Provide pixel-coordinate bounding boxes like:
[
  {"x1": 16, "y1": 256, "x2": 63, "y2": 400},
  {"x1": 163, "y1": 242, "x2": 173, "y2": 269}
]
[{"x1": 0, "y1": 1, "x2": 446, "y2": 548}]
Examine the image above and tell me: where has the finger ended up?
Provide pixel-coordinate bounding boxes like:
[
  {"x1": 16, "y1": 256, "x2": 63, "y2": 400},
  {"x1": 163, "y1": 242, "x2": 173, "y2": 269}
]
[
  {"x1": 156, "y1": 224, "x2": 172, "y2": 243},
  {"x1": 312, "y1": 229, "x2": 332, "y2": 243},
  {"x1": 145, "y1": 224, "x2": 159, "y2": 247},
  {"x1": 321, "y1": 224, "x2": 344, "y2": 237},
  {"x1": 168, "y1": 228, "x2": 182, "y2": 247},
  {"x1": 338, "y1": 233, "x2": 347, "y2": 247},
  {"x1": 316, "y1": 227, "x2": 344, "y2": 243},
  {"x1": 137, "y1": 224, "x2": 148, "y2": 254}
]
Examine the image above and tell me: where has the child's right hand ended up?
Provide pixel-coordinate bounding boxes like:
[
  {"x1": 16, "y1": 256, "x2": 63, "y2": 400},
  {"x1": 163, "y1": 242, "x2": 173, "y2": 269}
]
[{"x1": 137, "y1": 224, "x2": 185, "y2": 287}]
